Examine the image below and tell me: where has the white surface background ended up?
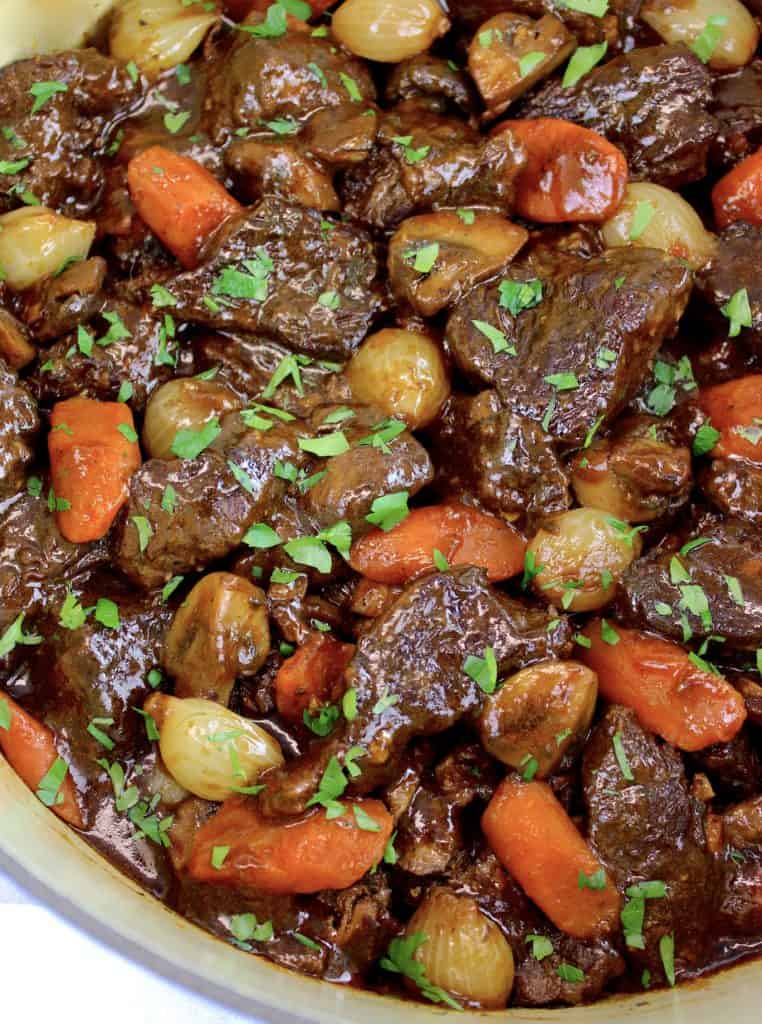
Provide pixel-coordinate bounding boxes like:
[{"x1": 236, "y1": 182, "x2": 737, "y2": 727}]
[{"x1": 0, "y1": 871, "x2": 260, "y2": 1023}]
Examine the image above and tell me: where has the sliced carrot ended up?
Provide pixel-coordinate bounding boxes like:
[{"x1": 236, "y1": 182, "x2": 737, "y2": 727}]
[
  {"x1": 349, "y1": 502, "x2": 526, "y2": 585},
  {"x1": 712, "y1": 148, "x2": 762, "y2": 230},
  {"x1": 0, "y1": 693, "x2": 83, "y2": 828},
  {"x1": 579, "y1": 620, "x2": 747, "y2": 752},
  {"x1": 493, "y1": 117, "x2": 627, "y2": 223},
  {"x1": 275, "y1": 633, "x2": 355, "y2": 720},
  {"x1": 482, "y1": 778, "x2": 620, "y2": 939},
  {"x1": 187, "y1": 794, "x2": 392, "y2": 892},
  {"x1": 49, "y1": 397, "x2": 141, "y2": 543},
  {"x1": 699, "y1": 375, "x2": 762, "y2": 466},
  {"x1": 127, "y1": 146, "x2": 241, "y2": 269}
]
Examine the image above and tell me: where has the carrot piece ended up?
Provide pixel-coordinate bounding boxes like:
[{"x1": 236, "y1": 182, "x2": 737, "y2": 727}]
[
  {"x1": 349, "y1": 502, "x2": 526, "y2": 585},
  {"x1": 49, "y1": 397, "x2": 141, "y2": 543},
  {"x1": 275, "y1": 633, "x2": 355, "y2": 720},
  {"x1": 482, "y1": 778, "x2": 620, "y2": 939},
  {"x1": 712, "y1": 148, "x2": 762, "y2": 230},
  {"x1": 187, "y1": 794, "x2": 393, "y2": 892},
  {"x1": 493, "y1": 118, "x2": 628, "y2": 223},
  {"x1": 699, "y1": 375, "x2": 762, "y2": 466},
  {"x1": 127, "y1": 146, "x2": 241, "y2": 269},
  {"x1": 579, "y1": 620, "x2": 747, "y2": 752},
  {"x1": 0, "y1": 693, "x2": 83, "y2": 828}
]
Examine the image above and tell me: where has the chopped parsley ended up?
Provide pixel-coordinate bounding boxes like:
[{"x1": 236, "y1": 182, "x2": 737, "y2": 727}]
[
  {"x1": 36, "y1": 757, "x2": 69, "y2": 807},
  {"x1": 339, "y1": 72, "x2": 362, "y2": 103},
  {"x1": 131, "y1": 515, "x2": 152, "y2": 553},
  {"x1": 94, "y1": 598, "x2": 120, "y2": 631},
  {"x1": 164, "y1": 110, "x2": 191, "y2": 135},
  {"x1": 556, "y1": 963, "x2": 585, "y2": 983},
  {"x1": 380, "y1": 934, "x2": 461, "y2": 1010},
  {"x1": 229, "y1": 913, "x2": 273, "y2": 945},
  {"x1": 659, "y1": 933, "x2": 676, "y2": 986},
  {"x1": 526, "y1": 934, "x2": 554, "y2": 960},
  {"x1": 150, "y1": 284, "x2": 177, "y2": 308},
  {"x1": 298, "y1": 431, "x2": 350, "y2": 457},
  {"x1": 519, "y1": 51, "x2": 547, "y2": 78},
  {"x1": 578, "y1": 868, "x2": 607, "y2": 890},
  {"x1": 721, "y1": 287, "x2": 752, "y2": 338},
  {"x1": 29, "y1": 80, "x2": 68, "y2": 114},
  {"x1": 171, "y1": 418, "x2": 221, "y2": 459},
  {"x1": 545, "y1": 372, "x2": 579, "y2": 391},
  {"x1": 498, "y1": 278, "x2": 542, "y2": 315},
  {"x1": 472, "y1": 319, "x2": 514, "y2": 355},
  {"x1": 433, "y1": 548, "x2": 450, "y2": 572},
  {"x1": 243, "y1": 523, "x2": 282, "y2": 549},
  {"x1": 463, "y1": 647, "x2": 498, "y2": 694},
  {"x1": 211, "y1": 845, "x2": 230, "y2": 870},
  {"x1": 600, "y1": 619, "x2": 619, "y2": 646},
  {"x1": 306, "y1": 755, "x2": 348, "y2": 817},
  {"x1": 404, "y1": 242, "x2": 439, "y2": 274},
  {"x1": 366, "y1": 491, "x2": 409, "y2": 532},
  {"x1": 562, "y1": 42, "x2": 608, "y2": 88},
  {"x1": 691, "y1": 15, "x2": 729, "y2": 63},
  {"x1": 303, "y1": 704, "x2": 340, "y2": 737},
  {"x1": 612, "y1": 731, "x2": 634, "y2": 780},
  {"x1": 0, "y1": 613, "x2": 42, "y2": 657},
  {"x1": 693, "y1": 422, "x2": 720, "y2": 457},
  {"x1": 629, "y1": 200, "x2": 655, "y2": 240}
]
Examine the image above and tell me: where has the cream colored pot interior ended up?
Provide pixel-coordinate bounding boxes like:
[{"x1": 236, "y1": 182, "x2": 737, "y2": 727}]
[{"x1": 0, "y1": 2, "x2": 759, "y2": 1021}]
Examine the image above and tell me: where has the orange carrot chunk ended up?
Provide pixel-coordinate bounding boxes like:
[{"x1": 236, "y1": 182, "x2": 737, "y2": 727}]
[
  {"x1": 579, "y1": 620, "x2": 747, "y2": 752},
  {"x1": 187, "y1": 794, "x2": 392, "y2": 893},
  {"x1": 0, "y1": 692, "x2": 83, "y2": 828},
  {"x1": 493, "y1": 118, "x2": 627, "y2": 223},
  {"x1": 349, "y1": 502, "x2": 526, "y2": 585},
  {"x1": 275, "y1": 634, "x2": 355, "y2": 720},
  {"x1": 482, "y1": 778, "x2": 621, "y2": 939},
  {"x1": 712, "y1": 148, "x2": 762, "y2": 230},
  {"x1": 127, "y1": 146, "x2": 241, "y2": 269},
  {"x1": 699, "y1": 375, "x2": 762, "y2": 466},
  {"x1": 49, "y1": 397, "x2": 141, "y2": 543}
]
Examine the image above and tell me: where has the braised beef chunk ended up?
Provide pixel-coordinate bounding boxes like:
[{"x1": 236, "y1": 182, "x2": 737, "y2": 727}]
[
  {"x1": 583, "y1": 706, "x2": 712, "y2": 982},
  {"x1": 619, "y1": 516, "x2": 762, "y2": 650},
  {"x1": 698, "y1": 223, "x2": 762, "y2": 353},
  {"x1": 113, "y1": 453, "x2": 254, "y2": 589},
  {"x1": 19, "y1": 257, "x2": 106, "y2": 342},
  {"x1": 193, "y1": 333, "x2": 352, "y2": 414},
  {"x1": 712, "y1": 61, "x2": 762, "y2": 168},
  {"x1": 429, "y1": 391, "x2": 570, "y2": 526},
  {"x1": 453, "y1": 0, "x2": 635, "y2": 46},
  {"x1": 0, "y1": 50, "x2": 138, "y2": 216},
  {"x1": 33, "y1": 585, "x2": 171, "y2": 756},
  {"x1": 344, "y1": 568, "x2": 571, "y2": 774},
  {"x1": 385, "y1": 55, "x2": 478, "y2": 114},
  {"x1": 518, "y1": 45, "x2": 717, "y2": 186},
  {"x1": 690, "y1": 732, "x2": 762, "y2": 802},
  {"x1": 447, "y1": 248, "x2": 691, "y2": 445},
  {"x1": 168, "y1": 199, "x2": 384, "y2": 360},
  {"x1": 0, "y1": 492, "x2": 106, "y2": 634},
  {"x1": 301, "y1": 404, "x2": 434, "y2": 536},
  {"x1": 0, "y1": 363, "x2": 38, "y2": 499},
  {"x1": 700, "y1": 459, "x2": 762, "y2": 524},
  {"x1": 342, "y1": 101, "x2": 526, "y2": 228},
  {"x1": 203, "y1": 27, "x2": 376, "y2": 150},
  {"x1": 27, "y1": 302, "x2": 177, "y2": 412}
]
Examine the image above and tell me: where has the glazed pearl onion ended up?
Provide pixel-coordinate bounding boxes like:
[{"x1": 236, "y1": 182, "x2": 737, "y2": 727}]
[
  {"x1": 109, "y1": 0, "x2": 219, "y2": 76},
  {"x1": 601, "y1": 182, "x2": 717, "y2": 271},
  {"x1": 331, "y1": 0, "x2": 450, "y2": 64},
  {"x1": 641, "y1": 0, "x2": 758, "y2": 71},
  {"x1": 0, "y1": 207, "x2": 95, "y2": 290}
]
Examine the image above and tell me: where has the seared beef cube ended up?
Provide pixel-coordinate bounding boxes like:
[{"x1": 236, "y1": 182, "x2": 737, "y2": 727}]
[
  {"x1": 0, "y1": 362, "x2": 38, "y2": 500},
  {"x1": 429, "y1": 391, "x2": 570, "y2": 526},
  {"x1": 300, "y1": 404, "x2": 434, "y2": 537},
  {"x1": 342, "y1": 101, "x2": 526, "y2": 228},
  {"x1": 0, "y1": 491, "x2": 107, "y2": 636},
  {"x1": 193, "y1": 333, "x2": 353, "y2": 415},
  {"x1": 618, "y1": 516, "x2": 762, "y2": 651},
  {"x1": 701, "y1": 459, "x2": 762, "y2": 524},
  {"x1": 115, "y1": 418, "x2": 304, "y2": 589},
  {"x1": 385, "y1": 55, "x2": 478, "y2": 115},
  {"x1": 33, "y1": 585, "x2": 172, "y2": 755},
  {"x1": 517, "y1": 45, "x2": 717, "y2": 187},
  {"x1": 690, "y1": 731, "x2": 762, "y2": 802},
  {"x1": 169, "y1": 199, "x2": 384, "y2": 360},
  {"x1": 453, "y1": 0, "x2": 637, "y2": 46},
  {"x1": 447, "y1": 249, "x2": 691, "y2": 445},
  {"x1": 203, "y1": 28, "x2": 375, "y2": 150},
  {"x1": 711, "y1": 61, "x2": 762, "y2": 168},
  {"x1": 697, "y1": 223, "x2": 762, "y2": 354},
  {"x1": 259, "y1": 568, "x2": 570, "y2": 817},
  {"x1": 19, "y1": 258, "x2": 106, "y2": 343},
  {"x1": 27, "y1": 302, "x2": 176, "y2": 412},
  {"x1": 583, "y1": 706, "x2": 712, "y2": 982},
  {"x1": 0, "y1": 50, "x2": 139, "y2": 216}
]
